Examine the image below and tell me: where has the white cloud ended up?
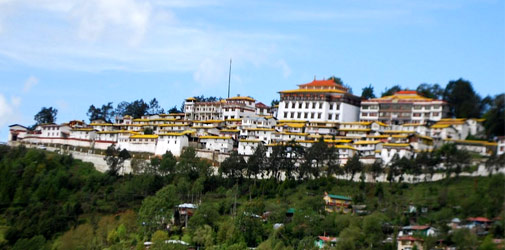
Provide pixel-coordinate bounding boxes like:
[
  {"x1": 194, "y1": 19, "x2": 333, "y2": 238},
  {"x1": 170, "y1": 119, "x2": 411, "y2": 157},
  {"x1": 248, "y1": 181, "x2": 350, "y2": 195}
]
[
  {"x1": 0, "y1": 0, "x2": 292, "y2": 75},
  {"x1": 0, "y1": 93, "x2": 21, "y2": 128},
  {"x1": 193, "y1": 58, "x2": 229, "y2": 87},
  {"x1": 276, "y1": 59, "x2": 292, "y2": 78},
  {"x1": 23, "y1": 76, "x2": 38, "y2": 92},
  {"x1": 70, "y1": 0, "x2": 152, "y2": 45}
]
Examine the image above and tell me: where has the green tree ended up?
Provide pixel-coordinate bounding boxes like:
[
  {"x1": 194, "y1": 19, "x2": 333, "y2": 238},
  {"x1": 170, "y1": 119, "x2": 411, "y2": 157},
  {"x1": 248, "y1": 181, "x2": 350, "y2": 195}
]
[
  {"x1": 246, "y1": 144, "x2": 267, "y2": 180},
  {"x1": 114, "y1": 99, "x2": 150, "y2": 118},
  {"x1": 301, "y1": 139, "x2": 329, "y2": 179},
  {"x1": 368, "y1": 161, "x2": 383, "y2": 181},
  {"x1": 12, "y1": 235, "x2": 48, "y2": 250},
  {"x1": 443, "y1": 78, "x2": 482, "y2": 118},
  {"x1": 144, "y1": 127, "x2": 154, "y2": 135},
  {"x1": 362, "y1": 213, "x2": 386, "y2": 248},
  {"x1": 87, "y1": 102, "x2": 114, "y2": 122},
  {"x1": 361, "y1": 84, "x2": 376, "y2": 99},
  {"x1": 479, "y1": 235, "x2": 497, "y2": 250},
  {"x1": 381, "y1": 85, "x2": 402, "y2": 97},
  {"x1": 344, "y1": 154, "x2": 362, "y2": 181},
  {"x1": 138, "y1": 185, "x2": 179, "y2": 236},
  {"x1": 271, "y1": 99, "x2": 280, "y2": 107},
  {"x1": 483, "y1": 93, "x2": 505, "y2": 137},
  {"x1": 167, "y1": 105, "x2": 179, "y2": 113},
  {"x1": 159, "y1": 151, "x2": 177, "y2": 175},
  {"x1": 192, "y1": 225, "x2": 214, "y2": 248},
  {"x1": 148, "y1": 98, "x2": 165, "y2": 115},
  {"x1": 219, "y1": 151, "x2": 246, "y2": 181},
  {"x1": 436, "y1": 143, "x2": 470, "y2": 178},
  {"x1": 451, "y1": 228, "x2": 478, "y2": 249},
  {"x1": 328, "y1": 76, "x2": 344, "y2": 85},
  {"x1": 34, "y1": 107, "x2": 58, "y2": 125},
  {"x1": 416, "y1": 83, "x2": 444, "y2": 99},
  {"x1": 104, "y1": 145, "x2": 131, "y2": 176}
]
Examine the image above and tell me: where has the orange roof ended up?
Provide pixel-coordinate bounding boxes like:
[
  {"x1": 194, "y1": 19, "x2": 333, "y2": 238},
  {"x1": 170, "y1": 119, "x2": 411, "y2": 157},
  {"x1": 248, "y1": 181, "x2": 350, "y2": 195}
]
[
  {"x1": 396, "y1": 90, "x2": 418, "y2": 94},
  {"x1": 298, "y1": 79, "x2": 348, "y2": 91},
  {"x1": 299, "y1": 79, "x2": 337, "y2": 87},
  {"x1": 364, "y1": 90, "x2": 443, "y2": 103},
  {"x1": 398, "y1": 236, "x2": 424, "y2": 242}
]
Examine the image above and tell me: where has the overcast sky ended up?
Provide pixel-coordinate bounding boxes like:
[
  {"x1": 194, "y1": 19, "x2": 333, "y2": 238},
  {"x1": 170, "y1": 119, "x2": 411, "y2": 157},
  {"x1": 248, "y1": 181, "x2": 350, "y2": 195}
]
[{"x1": 0, "y1": 0, "x2": 504, "y2": 141}]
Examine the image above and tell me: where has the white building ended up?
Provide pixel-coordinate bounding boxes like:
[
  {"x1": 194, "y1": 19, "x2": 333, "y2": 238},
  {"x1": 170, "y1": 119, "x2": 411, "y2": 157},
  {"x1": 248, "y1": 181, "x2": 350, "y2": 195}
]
[
  {"x1": 184, "y1": 96, "x2": 257, "y2": 121},
  {"x1": 498, "y1": 136, "x2": 505, "y2": 156},
  {"x1": 199, "y1": 136, "x2": 234, "y2": 153},
  {"x1": 381, "y1": 143, "x2": 414, "y2": 164},
  {"x1": 238, "y1": 139, "x2": 262, "y2": 155},
  {"x1": 277, "y1": 79, "x2": 361, "y2": 123},
  {"x1": 360, "y1": 90, "x2": 448, "y2": 125},
  {"x1": 155, "y1": 131, "x2": 191, "y2": 156}
]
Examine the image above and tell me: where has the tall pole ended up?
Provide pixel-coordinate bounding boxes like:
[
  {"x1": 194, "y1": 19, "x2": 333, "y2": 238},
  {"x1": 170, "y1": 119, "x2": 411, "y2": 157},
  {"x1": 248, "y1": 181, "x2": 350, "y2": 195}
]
[{"x1": 228, "y1": 58, "x2": 232, "y2": 98}]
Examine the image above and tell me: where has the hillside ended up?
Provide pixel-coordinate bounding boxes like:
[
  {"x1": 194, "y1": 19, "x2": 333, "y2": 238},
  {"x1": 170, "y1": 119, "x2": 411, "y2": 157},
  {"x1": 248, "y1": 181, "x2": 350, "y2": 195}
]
[{"x1": 0, "y1": 145, "x2": 503, "y2": 249}]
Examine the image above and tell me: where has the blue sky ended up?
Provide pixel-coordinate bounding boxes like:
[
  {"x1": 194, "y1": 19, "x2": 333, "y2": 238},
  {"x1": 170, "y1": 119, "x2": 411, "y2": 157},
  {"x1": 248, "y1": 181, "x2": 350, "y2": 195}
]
[{"x1": 0, "y1": 0, "x2": 504, "y2": 141}]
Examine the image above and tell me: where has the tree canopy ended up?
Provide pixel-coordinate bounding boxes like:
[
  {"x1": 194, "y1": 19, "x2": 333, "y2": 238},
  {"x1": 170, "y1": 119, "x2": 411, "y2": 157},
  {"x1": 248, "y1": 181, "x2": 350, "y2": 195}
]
[
  {"x1": 34, "y1": 107, "x2": 58, "y2": 125},
  {"x1": 87, "y1": 102, "x2": 114, "y2": 122},
  {"x1": 381, "y1": 85, "x2": 402, "y2": 97},
  {"x1": 443, "y1": 78, "x2": 482, "y2": 118},
  {"x1": 361, "y1": 84, "x2": 376, "y2": 99}
]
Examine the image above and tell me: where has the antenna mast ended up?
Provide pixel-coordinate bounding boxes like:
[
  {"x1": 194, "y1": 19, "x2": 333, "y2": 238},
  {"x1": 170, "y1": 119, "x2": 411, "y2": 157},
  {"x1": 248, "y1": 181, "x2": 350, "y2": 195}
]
[{"x1": 228, "y1": 58, "x2": 232, "y2": 98}]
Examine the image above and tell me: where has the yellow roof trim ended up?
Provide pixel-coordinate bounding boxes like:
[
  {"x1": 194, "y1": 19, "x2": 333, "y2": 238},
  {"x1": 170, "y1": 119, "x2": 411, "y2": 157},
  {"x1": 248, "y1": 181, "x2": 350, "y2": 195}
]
[
  {"x1": 239, "y1": 139, "x2": 262, "y2": 143},
  {"x1": 200, "y1": 135, "x2": 232, "y2": 140},
  {"x1": 279, "y1": 89, "x2": 346, "y2": 94},
  {"x1": 353, "y1": 140, "x2": 381, "y2": 145},
  {"x1": 383, "y1": 143, "x2": 410, "y2": 147},
  {"x1": 130, "y1": 134, "x2": 159, "y2": 139}
]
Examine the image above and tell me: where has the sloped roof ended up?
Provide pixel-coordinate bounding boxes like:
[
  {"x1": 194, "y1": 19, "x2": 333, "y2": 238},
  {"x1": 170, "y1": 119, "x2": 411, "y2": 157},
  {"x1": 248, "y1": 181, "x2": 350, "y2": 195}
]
[
  {"x1": 327, "y1": 194, "x2": 352, "y2": 201},
  {"x1": 364, "y1": 91, "x2": 444, "y2": 103}
]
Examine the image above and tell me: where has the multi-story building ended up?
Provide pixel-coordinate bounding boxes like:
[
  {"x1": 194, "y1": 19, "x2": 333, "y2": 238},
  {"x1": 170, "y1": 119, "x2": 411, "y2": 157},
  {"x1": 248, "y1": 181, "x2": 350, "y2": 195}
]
[
  {"x1": 184, "y1": 96, "x2": 256, "y2": 121},
  {"x1": 277, "y1": 79, "x2": 361, "y2": 122},
  {"x1": 360, "y1": 90, "x2": 448, "y2": 125}
]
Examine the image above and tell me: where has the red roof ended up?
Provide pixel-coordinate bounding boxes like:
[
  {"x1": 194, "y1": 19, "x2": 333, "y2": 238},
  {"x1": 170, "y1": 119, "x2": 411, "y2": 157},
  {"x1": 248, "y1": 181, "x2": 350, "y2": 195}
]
[
  {"x1": 298, "y1": 79, "x2": 348, "y2": 90},
  {"x1": 318, "y1": 236, "x2": 337, "y2": 242},
  {"x1": 467, "y1": 217, "x2": 492, "y2": 222},
  {"x1": 396, "y1": 90, "x2": 418, "y2": 95},
  {"x1": 398, "y1": 236, "x2": 424, "y2": 242},
  {"x1": 410, "y1": 225, "x2": 430, "y2": 230},
  {"x1": 255, "y1": 102, "x2": 269, "y2": 108}
]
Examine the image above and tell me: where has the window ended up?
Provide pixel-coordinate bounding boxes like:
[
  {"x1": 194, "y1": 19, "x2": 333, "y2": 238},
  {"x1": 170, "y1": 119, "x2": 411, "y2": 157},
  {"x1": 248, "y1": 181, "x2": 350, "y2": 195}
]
[
  {"x1": 285, "y1": 102, "x2": 289, "y2": 108},
  {"x1": 312, "y1": 102, "x2": 316, "y2": 109},
  {"x1": 319, "y1": 103, "x2": 323, "y2": 109},
  {"x1": 291, "y1": 102, "x2": 295, "y2": 108},
  {"x1": 305, "y1": 102, "x2": 309, "y2": 109},
  {"x1": 329, "y1": 104, "x2": 333, "y2": 110},
  {"x1": 291, "y1": 112, "x2": 294, "y2": 118},
  {"x1": 297, "y1": 112, "x2": 301, "y2": 118},
  {"x1": 311, "y1": 113, "x2": 315, "y2": 119},
  {"x1": 362, "y1": 113, "x2": 368, "y2": 117},
  {"x1": 317, "y1": 113, "x2": 321, "y2": 119},
  {"x1": 304, "y1": 112, "x2": 308, "y2": 118},
  {"x1": 298, "y1": 102, "x2": 302, "y2": 108},
  {"x1": 336, "y1": 104, "x2": 340, "y2": 110},
  {"x1": 328, "y1": 114, "x2": 333, "y2": 120}
]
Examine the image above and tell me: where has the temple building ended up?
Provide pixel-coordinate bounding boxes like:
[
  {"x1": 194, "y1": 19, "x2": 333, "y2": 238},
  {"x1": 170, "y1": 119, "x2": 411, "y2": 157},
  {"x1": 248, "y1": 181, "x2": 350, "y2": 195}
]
[
  {"x1": 276, "y1": 79, "x2": 361, "y2": 122},
  {"x1": 360, "y1": 90, "x2": 448, "y2": 125}
]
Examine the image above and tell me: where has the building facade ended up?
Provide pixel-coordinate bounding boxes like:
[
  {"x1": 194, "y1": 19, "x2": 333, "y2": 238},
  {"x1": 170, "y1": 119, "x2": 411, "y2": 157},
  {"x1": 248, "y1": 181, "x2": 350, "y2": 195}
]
[
  {"x1": 360, "y1": 90, "x2": 448, "y2": 125},
  {"x1": 276, "y1": 79, "x2": 361, "y2": 123}
]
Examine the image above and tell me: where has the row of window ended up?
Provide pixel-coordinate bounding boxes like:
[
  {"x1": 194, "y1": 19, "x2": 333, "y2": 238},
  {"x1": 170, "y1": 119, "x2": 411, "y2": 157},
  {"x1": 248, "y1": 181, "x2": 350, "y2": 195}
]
[
  {"x1": 284, "y1": 101, "x2": 340, "y2": 110},
  {"x1": 283, "y1": 112, "x2": 340, "y2": 120}
]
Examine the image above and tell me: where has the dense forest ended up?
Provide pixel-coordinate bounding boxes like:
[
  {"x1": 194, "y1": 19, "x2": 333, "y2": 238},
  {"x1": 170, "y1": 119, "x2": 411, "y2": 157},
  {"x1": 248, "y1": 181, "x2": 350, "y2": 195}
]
[{"x1": 0, "y1": 145, "x2": 503, "y2": 249}]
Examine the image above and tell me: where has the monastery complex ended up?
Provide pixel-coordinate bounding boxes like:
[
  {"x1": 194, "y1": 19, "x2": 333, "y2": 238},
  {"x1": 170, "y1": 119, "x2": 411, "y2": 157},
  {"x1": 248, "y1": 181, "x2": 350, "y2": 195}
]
[{"x1": 8, "y1": 79, "x2": 505, "y2": 165}]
